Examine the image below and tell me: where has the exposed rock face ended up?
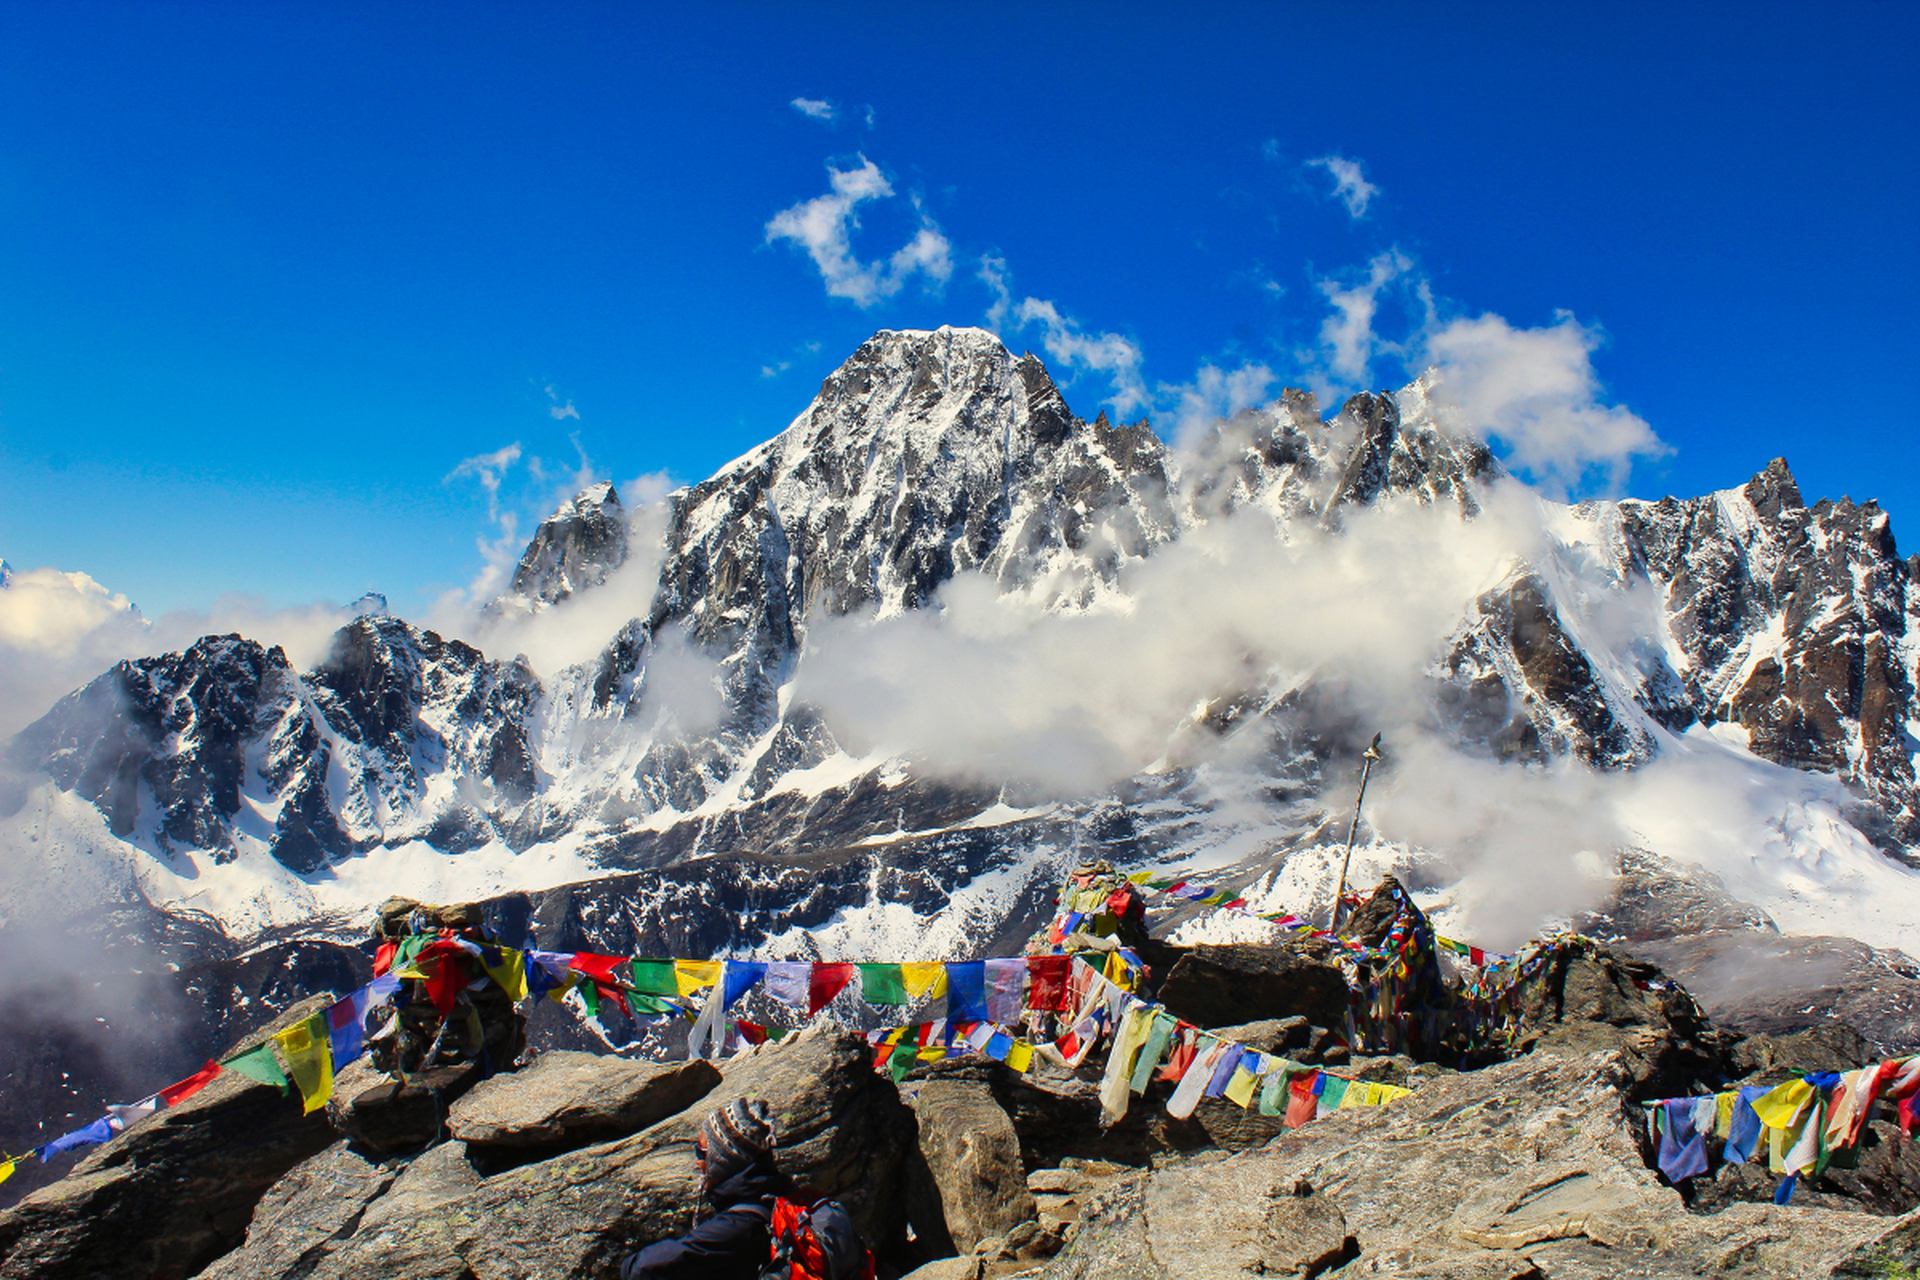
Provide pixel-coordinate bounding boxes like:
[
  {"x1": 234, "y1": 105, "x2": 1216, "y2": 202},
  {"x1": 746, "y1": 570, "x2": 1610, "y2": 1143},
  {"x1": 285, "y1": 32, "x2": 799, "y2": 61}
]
[
  {"x1": 197, "y1": 1025, "x2": 916, "y2": 1280},
  {"x1": 0, "y1": 997, "x2": 336, "y2": 1280},
  {"x1": 1041, "y1": 1049, "x2": 1920, "y2": 1280},
  {"x1": 1619, "y1": 456, "x2": 1920, "y2": 846},
  {"x1": 1152, "y1": 943, "x2": 1353, "y2": 1034},
  {"x1": 506, "y1": 479, "x2": 629, "y2": 607},
  {"x1": 445, "y1": 1052, "x2": 720, "y2": 1154},
  {"x1": 911, "y1": 1077, "x2": 1038, "y2": 1253}
]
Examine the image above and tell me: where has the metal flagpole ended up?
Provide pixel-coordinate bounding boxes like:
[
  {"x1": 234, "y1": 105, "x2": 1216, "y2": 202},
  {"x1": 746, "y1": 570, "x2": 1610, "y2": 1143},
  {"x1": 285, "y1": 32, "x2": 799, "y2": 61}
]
[{"x1": 1331, "y1": 733, "x2": 1384, "y2": 932}]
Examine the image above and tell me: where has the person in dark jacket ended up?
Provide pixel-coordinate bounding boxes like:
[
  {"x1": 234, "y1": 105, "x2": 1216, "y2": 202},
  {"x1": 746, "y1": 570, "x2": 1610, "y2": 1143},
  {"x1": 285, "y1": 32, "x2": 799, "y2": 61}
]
[{"x1": 620, "y1": 1096, "x2": 795, "y2": 1280}]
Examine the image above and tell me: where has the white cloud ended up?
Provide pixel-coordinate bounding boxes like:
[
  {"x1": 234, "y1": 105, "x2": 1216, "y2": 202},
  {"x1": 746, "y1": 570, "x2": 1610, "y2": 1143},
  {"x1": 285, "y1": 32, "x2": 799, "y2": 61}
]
[
  {"x1": 1012, "y1": 297, "x2": 1148, "y2": 419},
  {"x1": 761, "y1": 361, "x2": 791, "y2": 379},
  {"x1": 978, "y1": 255, "x2": 1013, "y2": 333},
  {"x1": 544, "y1": 384, "x2": 580, "y2": 421},
  {"x1": 765, "y1": 157, "x2": 953, "y2": 308},
  {"x1": 444, "y1": 443, "x2": 524, "y2": 520},
  {"x1": 1307, "y1": 154, "x2": 1380, "y2": 219},
  {"x1": 791, "y1": 97, "x2": 835, "y2": 121},
  {"x1": 1162, "y1": 362, "x2": 1277, "y2": 448},
  {"x1": 1418, "y1": 311, "x2": 1670, "y2": 496},
  {"x1": 1314, "y1": 250, "x2": 1413, "y2": 388},
  {"x1": 0, "y1": 565, "x2": 364, "y2": 738}
]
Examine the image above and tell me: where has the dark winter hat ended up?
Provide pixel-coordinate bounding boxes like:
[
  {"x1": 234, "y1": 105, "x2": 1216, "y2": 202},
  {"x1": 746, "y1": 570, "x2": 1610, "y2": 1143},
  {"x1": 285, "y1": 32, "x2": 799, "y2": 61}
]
[{"x1": 699, "y1": 1097, "x2": 775, "y2": 1184}]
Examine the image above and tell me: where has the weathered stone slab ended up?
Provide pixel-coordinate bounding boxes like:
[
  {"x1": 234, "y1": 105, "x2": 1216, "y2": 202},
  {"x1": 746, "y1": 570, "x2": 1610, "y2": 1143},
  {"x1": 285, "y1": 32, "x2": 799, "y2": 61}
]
[{"x1": 445, "y1": 1051, "x2": 719, "y2": 1151}]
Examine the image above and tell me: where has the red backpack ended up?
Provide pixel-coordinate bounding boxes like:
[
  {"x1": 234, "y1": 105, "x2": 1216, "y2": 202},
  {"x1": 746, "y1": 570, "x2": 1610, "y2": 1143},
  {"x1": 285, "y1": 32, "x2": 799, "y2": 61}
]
[{"x1": 763, "y1": 1196, "x2": 874, "y2": 1280}]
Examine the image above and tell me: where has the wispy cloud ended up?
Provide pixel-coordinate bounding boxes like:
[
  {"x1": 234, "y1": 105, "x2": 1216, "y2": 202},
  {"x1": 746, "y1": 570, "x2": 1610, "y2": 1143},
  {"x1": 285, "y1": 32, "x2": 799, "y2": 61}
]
[
  {"x1": 765, "y1": 156, "x2": 953, "y2": 308},
  {"x1": 544, "y1": 384, "x2": 579, "y2": 421},
  {"x1": 444, "y1": 443, "x2": 524, "y2": 520},
  {"x1": 1161, "y1": 361, "x2": 1277, "y2": 448},
  {"x1": 791, "y1": 97, "x2": 835, "y2": 121},
  {"x1": 978, "y1": 254, "x2": 1013, "y2": 332},
  {"x1": 1307, "y1": 154, "x2": 1380, "y2": 219},
  {"x1": 1012, "y1": 298, "x2": 1148, "y2": 419},
  {"x1": 761, "y1": 361, "x2": 791, "y2": 379},
  {"x1": 1314, "y1": 250, "x2": 1416, "y2": 388}
]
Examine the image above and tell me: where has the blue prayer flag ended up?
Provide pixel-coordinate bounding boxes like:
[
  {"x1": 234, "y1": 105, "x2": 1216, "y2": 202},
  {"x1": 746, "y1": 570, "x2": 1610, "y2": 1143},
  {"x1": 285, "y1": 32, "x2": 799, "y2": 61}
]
[
  {"x1": 723, "y1": 961, "x2": 767, "y2": 1010},
  {"x1": 945, "y1": 961, "x2": 987, "y2": 1022}
]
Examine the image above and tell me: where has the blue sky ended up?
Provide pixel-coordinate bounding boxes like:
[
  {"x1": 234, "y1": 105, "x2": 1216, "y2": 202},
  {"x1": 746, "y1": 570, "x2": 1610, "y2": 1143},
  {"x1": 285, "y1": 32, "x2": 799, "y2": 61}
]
[{"x1": 1, "y1": 1, "x2": 1915, "y2": 624}]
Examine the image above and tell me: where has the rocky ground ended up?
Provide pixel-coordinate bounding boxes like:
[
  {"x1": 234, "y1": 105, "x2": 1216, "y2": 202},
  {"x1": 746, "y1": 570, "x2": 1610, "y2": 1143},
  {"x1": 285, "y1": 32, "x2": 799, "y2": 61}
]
[{"x1": 4, "y1": 933, "x2": 1920, "y2": 1280}]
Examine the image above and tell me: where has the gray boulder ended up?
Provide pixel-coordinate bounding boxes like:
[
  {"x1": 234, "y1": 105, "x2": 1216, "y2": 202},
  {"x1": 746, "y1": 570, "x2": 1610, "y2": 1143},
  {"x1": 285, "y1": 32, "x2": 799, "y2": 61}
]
[
  {"x1": 446, "y1": 1051, "x2": 720, "y2": 1154},
  {"x1": 912, "y1": 1077, "x2": 1038, "y2": 1252},
  {"x1": 1151, "y1": 943, "x2": 1351, "y2": 1033}
]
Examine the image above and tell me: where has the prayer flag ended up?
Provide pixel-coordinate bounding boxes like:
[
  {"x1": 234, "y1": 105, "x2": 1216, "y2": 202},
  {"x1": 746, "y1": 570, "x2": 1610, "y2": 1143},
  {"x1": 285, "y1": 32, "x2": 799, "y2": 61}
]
[
  {"x1": 809, "y1": 963, "x2": 855, "y2": 1015},
  {"x1": 0, "y1": 1160, "x2": 12, "y2": 1186},
  {"x1": 1204, "y1": 1045, "x2": 1246, "y2": 1099},
  {"x1": 722, "y1": 961, "x2": 767, "y2": 1010},
  {"x1": 571, "y1": 954, "x2": 634, "y2": 1017},
  {"x1": 1319, "y1": 1076, "x2": 1349, "y2": 1111},
  {"x1": 159, "y1": 1059, "x2": 224, "y2": 1107},
  {"x1": 108, "y1": 1099, "x2": 158, "y2": 1129},
  {"x1": 1285, "y1": 1072, "x2": 1321, "y2": 1128},
  {"x1": 945, "y1": 962, "x2": 987, "y2": 1022},
  {"x1": 1026, "y1": 956, "x2": 1072, "y2": 1012},
  {"x1": 985, "y1": 959, "x2": 1027, "y2": 1024},
  {"x1": 481, "y1": 948, "x2": 528, "y2": 1003},
  {"x1": 763, "y1": 962, "x2": 811, "y2": 1009},
  {"x1": 274, "y1": 1013, "x2": 335, "y2": 1115},
  {"x1": 1005, "y1": 1041, "x2": 1035, "y2": 1073},
  {"x1": 901, "y1": 963, "x2": 948, "y2": 1001},
  {"x1": 627, "y1": 961, "x2": 678, "y2": 997},
  {"x1": 858, "y1": 964, "x2": 910, "y2": 1006},
  {"x1": 223, "y1": 1043, "x2": 291, "y2": 1093},
  {"x1": 1130, "y1": 1013, "x2": 1177, "y2": 1096},
  {"x1": 41, "y1": 1118, "x2": 115, "y2": 1160},
  {"x1": 525, "y1": 950, "x2": 579, "y2": 1002},
  {"x1": 1224, "y1": 1065, "x2": 1260, "y2": 1109},
  {"x1": 674, "y1": 960, "x2": 722, "y2": 998}
]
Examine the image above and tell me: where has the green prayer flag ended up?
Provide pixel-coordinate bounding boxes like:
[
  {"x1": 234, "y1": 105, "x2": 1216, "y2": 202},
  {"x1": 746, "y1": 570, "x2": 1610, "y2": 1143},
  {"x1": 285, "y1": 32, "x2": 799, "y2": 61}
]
[
  {"x1": 858, "y1": 963, "x2": 910, "y2": 1006},
  {"x1": 222, "y1": 1043, "x2": 291, "y2": 1094},
  {"x1": 888, "y1": 1041, "x2": 919, "y2": 1081},
  {"x1": 628, "y1": 961, "x2": 678, "y2": 997},
  {"x1": 1319, "y1": 1077, "x2": 1349, "y2": 1110},
  {"x1": 579, "y1": 981, "x2": 601, "y2": 1017}
]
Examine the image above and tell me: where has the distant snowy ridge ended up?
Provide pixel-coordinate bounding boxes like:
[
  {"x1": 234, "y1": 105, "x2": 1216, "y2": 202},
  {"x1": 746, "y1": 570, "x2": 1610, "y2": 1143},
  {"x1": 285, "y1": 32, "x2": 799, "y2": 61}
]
[{"x1": 2, "y1": 326, "x2": 1916, "y2": 964}]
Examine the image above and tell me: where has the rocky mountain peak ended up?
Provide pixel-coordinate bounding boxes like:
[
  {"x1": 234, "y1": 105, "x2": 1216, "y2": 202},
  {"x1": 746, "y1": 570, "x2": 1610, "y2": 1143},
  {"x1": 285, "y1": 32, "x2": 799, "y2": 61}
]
[
  {"x1": 505, "y1": 481, "x2": 628, "y2": 608},
  {"x1": 0, "y1": 559, "x2": 12, "y2": 588},
  {"x1": 1744, "y1": 455, "x2": 1804, "y2": 520}
]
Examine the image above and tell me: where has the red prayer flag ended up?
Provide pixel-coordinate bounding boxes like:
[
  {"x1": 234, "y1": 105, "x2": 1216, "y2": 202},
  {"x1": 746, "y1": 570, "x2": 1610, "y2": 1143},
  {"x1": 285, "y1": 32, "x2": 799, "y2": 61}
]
[
  {"x1": 159, "y1": 1059, "x2": 223, "y2": 1108},
  {"x1": 568, "y1": 953, "x2": 633, "y2": 1018},
  {"x1": 808, "y1": 963, "x2": 855, "y2": 1015},
  {"x1": 1026, "y1": 956, "x2": 1072, "y2": 1011},
  {"x1": 1285, "y1": 1073, "x2": 1321, "y2": 1128},
  {"x1": 372, "y1": 940, "x2": 397, "y2": 977}
]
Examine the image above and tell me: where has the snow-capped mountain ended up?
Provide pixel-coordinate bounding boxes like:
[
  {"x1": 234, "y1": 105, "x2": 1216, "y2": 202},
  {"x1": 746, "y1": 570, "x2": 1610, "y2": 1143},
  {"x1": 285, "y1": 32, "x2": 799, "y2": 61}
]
[{"x1": 3, "y1": 326, "x2": 1917, "y2": 969}]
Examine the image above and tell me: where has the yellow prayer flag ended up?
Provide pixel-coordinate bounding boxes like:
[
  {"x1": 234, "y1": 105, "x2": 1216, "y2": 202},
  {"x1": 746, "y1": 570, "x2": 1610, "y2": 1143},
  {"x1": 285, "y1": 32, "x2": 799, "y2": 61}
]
[
  {"x1": 901, "y1": 963, "x2": 948, "y2": 1000},
  {"x1": 1751, "y1": 1079, "x2": 1814, "y2": 1130},
  {"x1": 273, "y1": 1013, "x2": 335, "y2": 1115},
  {"x1": 1375, "y1": 1085, "x2": 1411, "y2": 1104},
  {"x1": 1223, "y1": 1065, "x2": 1260, "y2": 1109},
  {"x1": 1338, "y1": 1081, "x2": 1375, "y2": 1108},
  {"x1": 1715, "y1": 1091, "x2": 1736, "y2": 1140},
  {"x1": 483, "y1": 947, "x2": 528, "y2": 1002},
  {"x1": 675, "y1": 960, "x2": 722, "y2": 998},
  {"x1": 0, "y1": 1159, "x2": 13, "y2": 1187},
  {"x1": 1006, "y1": 1041, "x2": 1035, "y2": 1073}
]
